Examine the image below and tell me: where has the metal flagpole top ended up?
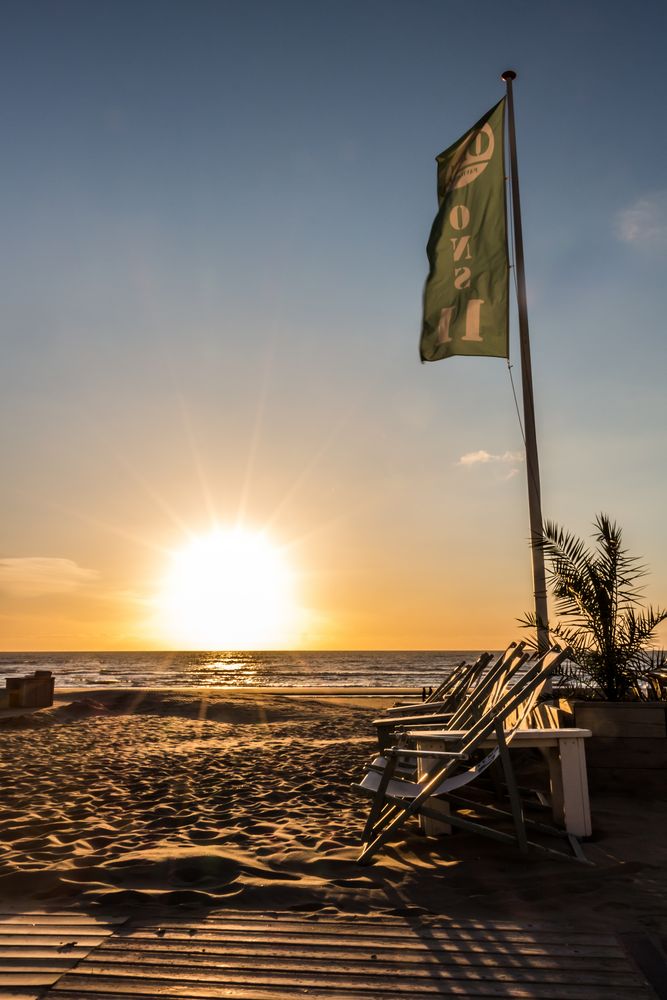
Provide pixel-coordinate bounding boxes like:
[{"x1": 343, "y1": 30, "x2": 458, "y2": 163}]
[{"x1": 501, "y1": 70, "x2": 517, "y2": 82}]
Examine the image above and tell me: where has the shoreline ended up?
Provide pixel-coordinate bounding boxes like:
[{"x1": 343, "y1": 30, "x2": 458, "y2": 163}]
[
  {"x1": 50, "y1": 684, "x2": 421, "y2": 695},
  {"x1": 0, "y1": 687, "x2": 420, "y2": 721}
]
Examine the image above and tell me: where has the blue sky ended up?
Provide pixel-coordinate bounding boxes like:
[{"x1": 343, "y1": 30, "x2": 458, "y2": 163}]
[{"x1": 0, "y1": 0, "x2": 665, "y2": 649}]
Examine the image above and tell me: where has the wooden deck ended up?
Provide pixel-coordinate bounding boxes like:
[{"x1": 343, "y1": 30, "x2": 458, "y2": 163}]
[{"x1": 0, "y1": 909, "x2": 658, "y2": 999}]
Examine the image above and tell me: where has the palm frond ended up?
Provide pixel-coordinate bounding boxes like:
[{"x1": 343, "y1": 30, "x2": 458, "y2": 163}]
[{"x1": 520, "y1": 512, "x2": 666, "y2": 701}]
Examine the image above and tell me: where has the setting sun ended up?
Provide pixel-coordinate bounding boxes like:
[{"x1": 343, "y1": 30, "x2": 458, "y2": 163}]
[{"x1": 156, "y1": 528, "x2": 300, "y2": 649}]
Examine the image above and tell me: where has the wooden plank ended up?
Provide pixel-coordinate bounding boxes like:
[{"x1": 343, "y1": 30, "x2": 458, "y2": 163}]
[
  {"x1": 0, "y1": 934, "x2": 106, "y2": 947},
  {"x1": 51, "y1": 986, "x2": 382, "y2": 999},
  {"x1": 586, "y1": 737, "x2": 667, "y2": 768},
  {"x1": 0, "y1": 959, "x2": 75, "y2": 972},
  {"x1": 52, "y1": 992, "x2": 559, "y2": 1000},
  {"x1": 0, "y1": 924, "x2": 114, "y2": 937},
  {"x1": 128, "y1": 919, "x2": 617, "y2": 946},
  {"x1": 0, "y1": 975, "x2": 61, "y2": 987},
  {"x1": 3, "y1": 908, "x2": 654, "y2": 1000},
  {"x1": 51, "y1": 991, "x2": 654, "y2": 1000},
  {"x1": 203, "y1": 912, "x2": 571, "y2": 931},
  {"x1": 0, "y1": 991, "x2": 45, "y2": 1000},
  {"x1": 165, "y1": 915, "x2": 620, "y2": 944},
  {"x1": 574, "y1": 704, "x2": 666, "y2": 732},
  {"x1": 579, "y1": 720, "x2": 666, "y2": 738},
  {"x1": 50, "y1": 904, "x2": 657, "y2": 999},
  {"x1": 99, "y1": 939, "x2": 633, "y2": 970},
  {"x1": 52, "y1": 972, "x2": 655, "y2": 999},
  {"x1": 128, "y1": 919, "x2": 620, "y2": 947},
  {"x1": 112, "y1": 927, "x2": 623, "y2": 958},
  {"x1": 0, "y1": 911, "x2": 122, "y2": 998},
  {"x1": 85, "y1": 951, "x2": 646, "y2": 987},
  {"x1": 202, "y1": 911, "x2": 524, "y2": 926},
  {"x1": 0, "y1": 948, "x2": 90, "y2": 960},
  {"x1": 0, "y1": 913, "x2": 126, "y2": 927}
]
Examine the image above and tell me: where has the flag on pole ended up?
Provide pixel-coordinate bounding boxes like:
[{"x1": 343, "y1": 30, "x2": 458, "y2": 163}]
[{"x1": 420, "y1": 99, "x2": 509, "y2": 362}]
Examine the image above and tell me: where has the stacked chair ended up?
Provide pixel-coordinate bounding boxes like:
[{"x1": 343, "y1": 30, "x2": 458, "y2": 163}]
[
  {"x1": 354, "y1": 643, "x2": 590, "y2": 865},
  {"x1": 387, "y1": 654, "x2": 488, "y2": 711},
  {"x1": 374, "y1": 642, "x2": 529, "y2": 751}
]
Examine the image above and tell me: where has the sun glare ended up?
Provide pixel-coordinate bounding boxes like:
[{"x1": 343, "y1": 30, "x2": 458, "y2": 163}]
[{"x1": 157, "y1": 528, "x2": 299, "y2": 649}]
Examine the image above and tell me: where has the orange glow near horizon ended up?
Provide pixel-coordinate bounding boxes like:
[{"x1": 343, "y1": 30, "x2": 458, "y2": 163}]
[{"x1": 154, "y1": 527, "x2": 303, "y2": 649}]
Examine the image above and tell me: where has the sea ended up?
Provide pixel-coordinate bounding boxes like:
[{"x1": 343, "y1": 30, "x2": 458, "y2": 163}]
[{"x1": 0, "y1": 650, "x2": 484, "y2": 690}]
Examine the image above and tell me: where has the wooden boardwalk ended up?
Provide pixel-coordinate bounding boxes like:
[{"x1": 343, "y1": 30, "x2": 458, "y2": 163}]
[
  {"x1": 0, "y1": 912, "x2": 125, "y2": 1000},
  {"x1": 0, "y1": 909, "x2": 658, "y2": 999}
]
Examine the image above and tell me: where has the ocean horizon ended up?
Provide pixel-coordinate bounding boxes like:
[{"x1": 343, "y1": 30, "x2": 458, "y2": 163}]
[{"x1": 0, "y1": 649, "x2": 487, "y2": 689}]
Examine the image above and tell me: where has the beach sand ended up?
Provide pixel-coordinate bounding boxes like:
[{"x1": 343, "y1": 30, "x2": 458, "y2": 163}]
[{"x1": 0, "y1": 688, "x2": 665, "y2": 939}]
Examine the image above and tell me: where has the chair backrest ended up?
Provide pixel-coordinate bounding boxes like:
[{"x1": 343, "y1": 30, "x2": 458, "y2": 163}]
[
  {"x1": 448, "y1": 641, "x2": 528, "y2": 730},
  {"x1": 428, "y1": 651, "x2": 494, "y2": 709},
  {"x1": 405, "y1": 645, "x2": 573, "y2": 805},
  {"x1": 384, "y1": 651, "x2": 493, "y2": 718},
  {"x1": 425, "y1": 659, "x2": 467, "y2": 703},
  {"x1": 522, "y1": 702, "x2": 562, "y2": 729},
  {"x1": 463, "y1": 645, "x2": 571, "y2": 749},
  {"x1": 385, "y1": 643, "x2": 528, "y2": 736},
  {"x1": 379, "y1": 643, "x2": 535, "y2": 750}
]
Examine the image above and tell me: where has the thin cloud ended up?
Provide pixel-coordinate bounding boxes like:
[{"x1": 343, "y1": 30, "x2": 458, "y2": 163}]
[
  {"x1": 0, "y1": 558, "x2": 99, "y2": 597},
  {"x1": 458, "y1": 450, "x2": 524, "y2": 467},
  {"x1": 615, "y1": 191, "x2": 667, "y2": 246}
]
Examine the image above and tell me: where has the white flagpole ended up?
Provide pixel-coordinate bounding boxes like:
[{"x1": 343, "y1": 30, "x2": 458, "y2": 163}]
[{"x1": 501, "y1": 70, "x2": 549, "y2": 653}]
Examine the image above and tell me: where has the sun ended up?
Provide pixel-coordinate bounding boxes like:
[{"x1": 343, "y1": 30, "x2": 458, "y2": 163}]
[{"x1": 156, "y1": 527, "x2": 299, "y2": 649}]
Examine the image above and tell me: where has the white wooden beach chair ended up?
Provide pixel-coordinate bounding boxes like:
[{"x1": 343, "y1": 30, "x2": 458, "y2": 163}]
[
  {"x1": 354, "y1": 645, "x2": 589, "y2": 865},
  {"x1": 384, "y1": 651, "x2": 493, "y2": 714},
  {"x1": 374, "y1": 642, "x2": 529, "y2": 750}
]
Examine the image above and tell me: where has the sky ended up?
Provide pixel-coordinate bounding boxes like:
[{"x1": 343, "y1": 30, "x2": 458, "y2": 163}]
[{"x1": 1, "y1": 0, "x2": 666, "y2": 651}]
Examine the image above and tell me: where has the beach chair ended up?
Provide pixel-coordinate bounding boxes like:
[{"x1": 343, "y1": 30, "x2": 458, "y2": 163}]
[
  {"x1": 384, "y1": 652, "x2": 492, "y2": 714},
  {"x1": 369, "y1": 645, "x2": 532, "y2": 797},
  {"x1": 422, "y1": 658, "x2": 472, "y2": 703},
  {"x1": 374, "y1": 642, "x2": 528, "y2": 750},
  {"x1": 354, "y1": 644, "x2": 588, "y2": 865},
  {"x1": 388, "y1": 658, "x2": 466, "y2": 710}
]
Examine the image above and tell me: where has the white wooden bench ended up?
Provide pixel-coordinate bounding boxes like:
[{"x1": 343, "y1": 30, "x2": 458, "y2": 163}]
[{"x1": 407, "y1": 725, "x2": 592, "y2": 838}]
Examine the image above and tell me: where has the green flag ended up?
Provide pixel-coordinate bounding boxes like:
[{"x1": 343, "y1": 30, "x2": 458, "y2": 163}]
[{"x1": 420, "y1": 98, "x2": 509, "y2": 362}]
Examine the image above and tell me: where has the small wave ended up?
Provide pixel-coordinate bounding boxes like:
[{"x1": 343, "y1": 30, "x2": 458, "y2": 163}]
[{"x1": 0, "y1": 650, "x2": 473, "y2": 689}]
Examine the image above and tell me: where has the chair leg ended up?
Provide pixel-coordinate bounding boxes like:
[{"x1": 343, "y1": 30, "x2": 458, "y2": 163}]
[
  {"x1": 494, "y1": 720, "x2": 529, "y2": 853},
  {"x1": 359, "y1": 756, "x2": 460, "y2": 863},
  {"x1": 361, "y1": 753, "x2": 398, "y2": 847}
]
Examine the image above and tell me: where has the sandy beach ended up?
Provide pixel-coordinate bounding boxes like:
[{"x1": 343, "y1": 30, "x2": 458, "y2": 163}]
[{"x1": 0, "y1": 687, "x2": 666, "y2": 940}]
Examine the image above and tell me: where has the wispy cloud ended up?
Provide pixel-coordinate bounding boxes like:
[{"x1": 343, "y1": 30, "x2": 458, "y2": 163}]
[
  {"x1": 615, "y1": 191, "x2": 667, "y2": 246},
  {"x1": 458, "y1": 450, "x2": 524, "y2": 467},
  {"x1": 0, "y1": 558, "x2": 99, "y2": 597}
]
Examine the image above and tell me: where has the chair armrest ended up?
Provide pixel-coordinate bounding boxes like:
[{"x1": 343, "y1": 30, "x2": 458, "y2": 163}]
[
  {"x1": 388, "y1": 747, "x2": 468, "y2": 760},
  {"x1": 374, "y1": 711, "x2": 454, "y2": 727}
]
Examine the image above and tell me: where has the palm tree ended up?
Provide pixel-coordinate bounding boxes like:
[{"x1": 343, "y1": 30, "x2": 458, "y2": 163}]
[{"x1": 519, "y1": 513, "x2": 666, "y2": 701}]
